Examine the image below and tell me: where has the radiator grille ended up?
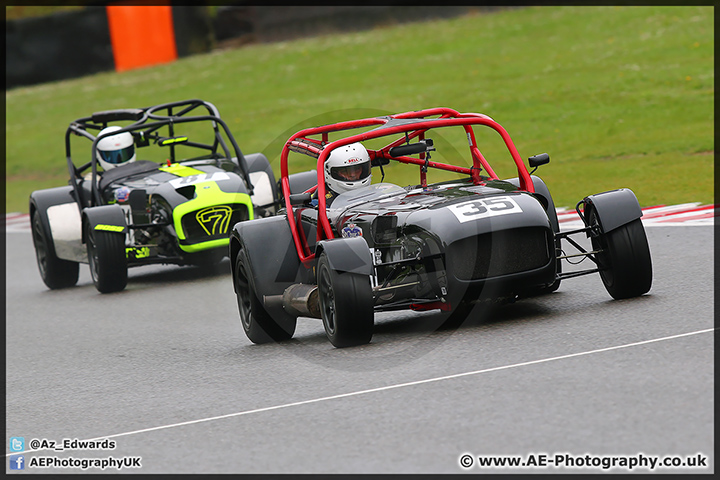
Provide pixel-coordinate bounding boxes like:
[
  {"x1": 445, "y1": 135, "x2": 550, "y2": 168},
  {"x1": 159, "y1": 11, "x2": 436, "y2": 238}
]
[{"x1": 446, "y1": 227, "x2": 551, "y2": 281}]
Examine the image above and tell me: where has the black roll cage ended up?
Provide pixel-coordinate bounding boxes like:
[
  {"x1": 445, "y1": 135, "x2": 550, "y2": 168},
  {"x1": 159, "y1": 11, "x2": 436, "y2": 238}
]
[{"x1": 64, "y1": 99, "x2": 254, "y2": 208}]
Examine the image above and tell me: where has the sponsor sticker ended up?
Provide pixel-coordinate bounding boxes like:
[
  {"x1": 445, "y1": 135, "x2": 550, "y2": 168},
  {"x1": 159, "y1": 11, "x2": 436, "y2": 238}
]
[
  {"x1": 114, "y1": 186, "x2": 131, "y2": 203},
  {"x1": 341, "y1": 223, "x2": 363, "y2": 238}
]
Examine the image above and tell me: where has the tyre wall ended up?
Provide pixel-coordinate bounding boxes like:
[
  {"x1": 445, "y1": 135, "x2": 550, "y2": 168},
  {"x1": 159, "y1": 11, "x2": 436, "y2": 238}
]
[
  {"x1": 7, "y1": 5, "x2": 504, "y2": 89},
  {"x1": 7, "y1": 5, "x2": 212, "y2": 89},
  {"x1": 7, "y1": 7, "x2": 115, "y2": 89}
]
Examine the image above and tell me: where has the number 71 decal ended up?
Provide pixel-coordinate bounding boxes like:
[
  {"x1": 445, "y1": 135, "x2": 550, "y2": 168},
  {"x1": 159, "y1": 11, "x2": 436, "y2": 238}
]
[{"x1": 447, "y1": 196, "x2": 523, "y2": 223}]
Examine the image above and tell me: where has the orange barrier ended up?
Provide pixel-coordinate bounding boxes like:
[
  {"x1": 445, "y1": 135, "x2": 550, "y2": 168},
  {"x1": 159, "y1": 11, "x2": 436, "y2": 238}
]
[{"x1": 106, "y1": 3, "x2": 177, "y2": 72}]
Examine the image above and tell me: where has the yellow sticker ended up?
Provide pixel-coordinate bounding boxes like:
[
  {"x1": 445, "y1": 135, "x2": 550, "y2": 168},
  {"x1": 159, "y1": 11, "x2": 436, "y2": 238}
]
[
  {"x1": 126, "y1": 246, "x2": 150, "y2": 259},
  {"x1": 94, "y1": 224, "x2": 124, "y2": 232},
  {"x1": 159, "y1": 164, "x2": 205, "y2": 177}
]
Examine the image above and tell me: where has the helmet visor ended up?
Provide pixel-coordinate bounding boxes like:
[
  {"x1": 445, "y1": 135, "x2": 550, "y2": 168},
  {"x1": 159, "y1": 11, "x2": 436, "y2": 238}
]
[
  {"x1": 330, "y1": 162, "x2": 370, "y2": 182},
  {"x1": 99, "y1": 145, "x2": 135, "y2": 165}
]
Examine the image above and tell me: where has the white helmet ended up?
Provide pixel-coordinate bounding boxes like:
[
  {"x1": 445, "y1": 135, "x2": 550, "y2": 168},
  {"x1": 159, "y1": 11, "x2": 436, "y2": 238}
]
[
  {"x1": 96, "y1": 126, "x2": 136, "y2": 170},
  {"x1": 324, "y1": 142, "x2": 372, "y2": 194}
]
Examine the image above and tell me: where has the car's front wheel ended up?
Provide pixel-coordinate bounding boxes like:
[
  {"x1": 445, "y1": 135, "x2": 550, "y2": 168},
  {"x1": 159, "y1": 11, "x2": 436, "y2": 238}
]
[
  {"x1": 31, "y1": 210, "x2": 79, "y2": 289},
  {"x1": 589, "y1": 210, "x2": 652, "y2": 299},
  {"x1": 86, "y1": 223, "x2": 127, "y2": 293},
  {"x1": 317, "y1": 252, "x2": 373, "y2": 347},
  {"x1": 235, "y1": 249, "x2": 296, "y2": 343}
]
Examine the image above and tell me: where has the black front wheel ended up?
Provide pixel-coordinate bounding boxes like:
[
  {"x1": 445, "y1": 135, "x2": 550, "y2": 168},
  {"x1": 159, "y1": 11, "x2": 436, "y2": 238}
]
[
  {"x1": 590, "y1": 211, "x2": 652, "y2": 299},
  {"x1": 234, "y1": 249, "x2": 296, "y2": 344},
  {"x1": 317, "y1": 253, "x2": 373, "y2": 347},
  {"x1": 86, "y1": 223, "x2": 128, "y2": 293},
  {"x1": 31, "y1": 210, "x2": 79, "y2": 289}
]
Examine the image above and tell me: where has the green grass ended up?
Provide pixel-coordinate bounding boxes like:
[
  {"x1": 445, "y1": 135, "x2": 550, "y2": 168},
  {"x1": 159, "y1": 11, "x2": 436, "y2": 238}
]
[{"x1": 5, "y1": 6, "x2": 714, "y2": 213}]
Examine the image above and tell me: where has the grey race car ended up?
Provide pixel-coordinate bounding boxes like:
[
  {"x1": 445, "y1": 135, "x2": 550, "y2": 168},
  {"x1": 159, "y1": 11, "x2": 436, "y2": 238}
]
[{"x1": 230, "y1": 107, "x2": 653, "y2": 347}]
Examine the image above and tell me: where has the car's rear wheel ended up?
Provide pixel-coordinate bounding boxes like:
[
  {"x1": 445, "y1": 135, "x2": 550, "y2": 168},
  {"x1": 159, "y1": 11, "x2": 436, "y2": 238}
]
[
  {"x1": 235, "y1": 249, "x2": 296, "y2": 343},
  {"x1": 31, "y1": 210, "x2": 79, "y2": 289},
  {"x1": 317, "y1": 253, "x2": 373, "y2": 347},
  {"x1": 589, "y1": 210, "x2": 652, "y2": 299},
  {"x1": 86, "y1": 223, "x2": 127, "y2": 293}
]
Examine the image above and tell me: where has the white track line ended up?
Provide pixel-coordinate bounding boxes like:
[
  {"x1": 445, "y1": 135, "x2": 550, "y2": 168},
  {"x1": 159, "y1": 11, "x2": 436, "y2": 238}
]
[{"x1": 7, "y1": 327, "x2": 714, "y2": 456}]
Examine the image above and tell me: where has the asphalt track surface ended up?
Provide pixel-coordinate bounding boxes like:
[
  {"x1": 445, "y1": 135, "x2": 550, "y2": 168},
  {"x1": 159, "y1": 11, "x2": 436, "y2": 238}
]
[{"x1": 4, "y1": 224, "x2": 714, "y2": 474}]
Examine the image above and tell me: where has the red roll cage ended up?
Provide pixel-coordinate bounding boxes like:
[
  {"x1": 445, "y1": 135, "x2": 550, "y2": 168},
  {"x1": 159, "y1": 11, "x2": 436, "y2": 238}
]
[{"x1": 279, "y1": 107, "x2": 535, "y2": 268}]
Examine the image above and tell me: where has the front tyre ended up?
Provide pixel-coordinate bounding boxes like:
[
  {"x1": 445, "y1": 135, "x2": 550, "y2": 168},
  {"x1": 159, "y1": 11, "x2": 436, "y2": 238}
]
[
  {"x1": 86, "y1": 223, "x2": 128, "y2": 293},
  {"x1": 590, "y1": 211, "x2": 652, "y2": 299},
  {"x1": 31, "y1": 210, "x2": 79, "y2": 289},
  {"x1": 234, "y1": 249, "x2": 296, "y2": 343},
  {"x1": 317, "y1": 253, "x2": 373, "y2": 348}
]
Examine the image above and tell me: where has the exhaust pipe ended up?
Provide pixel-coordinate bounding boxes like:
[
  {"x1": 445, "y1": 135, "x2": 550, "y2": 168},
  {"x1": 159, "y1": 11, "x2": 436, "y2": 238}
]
[{"x1": 264, "y1": 283, "x2": 320, "y2": 318}]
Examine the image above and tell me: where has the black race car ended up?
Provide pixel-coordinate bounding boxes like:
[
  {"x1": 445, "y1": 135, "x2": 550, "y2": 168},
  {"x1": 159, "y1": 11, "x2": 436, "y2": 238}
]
[
  {"x1": 30, "y1": 99, "x2": 280, "y2": 293},
  {"x1": 230, "y1": 107, "x2": 652, "y2": 347}
]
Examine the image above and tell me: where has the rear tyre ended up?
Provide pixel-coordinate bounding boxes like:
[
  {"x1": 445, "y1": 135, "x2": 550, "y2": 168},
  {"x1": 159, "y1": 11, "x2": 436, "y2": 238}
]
[
  {"x1": 589, "y1": 210, "x2": 652, "y2": 299},
  {"x1": 317, "y1": 253, "x2": 373, "y2": 347},
  {"x1": 235, "y1": 249, "x2": 296, "y2": 343},
  {"x1": 86, "y1": 223, "x2": 127, "y2": 293},
  {"x1": 31, "y1": 210, "x2": 79, "y2": 289}
]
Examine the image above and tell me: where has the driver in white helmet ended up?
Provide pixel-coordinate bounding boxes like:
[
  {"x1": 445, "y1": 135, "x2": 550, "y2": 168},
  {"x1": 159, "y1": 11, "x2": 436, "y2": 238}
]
[
  {"x1": 96, "y1": 125, "x2": 136, "y2": 171},
  {"x1": 316, "y1": 142, "x2": 372, "y2": 207}
]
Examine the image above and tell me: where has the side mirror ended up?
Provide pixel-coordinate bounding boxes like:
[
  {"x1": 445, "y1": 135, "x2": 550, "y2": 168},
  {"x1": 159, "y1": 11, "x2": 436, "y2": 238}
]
[
  {"x1": 388, "y1": 139, "x2": 434, "y2": 157},
  {"x1": 528, "y1": 153, "x2": 550, "y2": 168},
  {"x1": 157, "y1": 136, "x2": 188, "y2": 147}
]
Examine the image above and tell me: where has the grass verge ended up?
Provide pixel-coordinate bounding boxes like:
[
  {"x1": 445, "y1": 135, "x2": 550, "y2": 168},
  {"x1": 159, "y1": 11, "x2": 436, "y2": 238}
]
[{"x1": 5, "y1": 6, "x2": 713, "y2": 213}]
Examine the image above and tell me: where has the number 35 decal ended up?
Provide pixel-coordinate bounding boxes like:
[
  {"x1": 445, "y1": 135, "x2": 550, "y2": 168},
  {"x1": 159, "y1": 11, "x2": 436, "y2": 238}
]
[{"x1": 448, "y1": 196, "x2": 523, "y2": 223}]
